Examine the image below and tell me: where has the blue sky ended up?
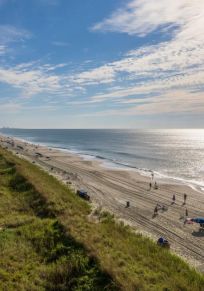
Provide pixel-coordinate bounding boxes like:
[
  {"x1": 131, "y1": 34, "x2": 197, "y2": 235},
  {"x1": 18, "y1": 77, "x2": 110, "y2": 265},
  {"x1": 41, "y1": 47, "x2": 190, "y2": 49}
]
[{"x1": 0, "y1": 0, "x2": 204, "y2": 128}]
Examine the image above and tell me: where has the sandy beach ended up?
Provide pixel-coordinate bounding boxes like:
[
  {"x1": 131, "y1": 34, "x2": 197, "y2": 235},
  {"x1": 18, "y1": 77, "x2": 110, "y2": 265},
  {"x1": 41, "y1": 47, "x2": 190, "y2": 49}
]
[{"x1": 0, "y1": 135, "x2": 204, "y2": 272}]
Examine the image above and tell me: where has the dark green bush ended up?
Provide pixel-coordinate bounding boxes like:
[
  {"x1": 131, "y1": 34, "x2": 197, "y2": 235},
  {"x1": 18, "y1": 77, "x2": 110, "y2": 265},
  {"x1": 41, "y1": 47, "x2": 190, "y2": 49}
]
[{"x1": 9, "y1": 173, "x2": 32, "y2": 191}]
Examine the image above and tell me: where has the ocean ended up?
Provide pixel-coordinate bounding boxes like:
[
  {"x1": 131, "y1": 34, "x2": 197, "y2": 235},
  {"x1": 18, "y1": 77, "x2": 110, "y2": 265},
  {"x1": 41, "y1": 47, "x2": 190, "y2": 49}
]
[{"x1": 1, "y1": 128, "x2": 204, "y2": 191}]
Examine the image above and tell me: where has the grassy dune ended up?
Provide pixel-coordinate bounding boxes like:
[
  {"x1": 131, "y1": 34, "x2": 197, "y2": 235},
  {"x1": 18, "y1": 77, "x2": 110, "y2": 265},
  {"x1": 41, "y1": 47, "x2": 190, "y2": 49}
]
[{"x1": 0, "y1": 147, "x2": 203, "y2": 291}]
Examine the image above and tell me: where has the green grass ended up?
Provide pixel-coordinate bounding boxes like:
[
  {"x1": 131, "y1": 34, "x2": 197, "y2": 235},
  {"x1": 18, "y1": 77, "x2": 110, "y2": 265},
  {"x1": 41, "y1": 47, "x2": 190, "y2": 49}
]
[
  {"x1": 0, "y1": 152, "x2": 116, "y2": 291},
  {"x1": 0, "y1": 147, "x2": 203, "y2": 291}
]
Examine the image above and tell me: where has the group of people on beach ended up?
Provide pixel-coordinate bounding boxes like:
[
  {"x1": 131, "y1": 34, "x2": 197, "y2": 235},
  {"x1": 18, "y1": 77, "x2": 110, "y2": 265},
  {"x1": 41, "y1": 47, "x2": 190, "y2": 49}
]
[
  {"x1": 149, "y1": 181, "x2": 158, "y2": 190},
  {"x1": 148, "y1": 171, "x2": 189, "y2": 219},
  {"x1": 172, "y1": 193, "x2": 187, "y2": 204},
  {"x1": 154, "y1": 192, "x2": 188, "y2": 217}
]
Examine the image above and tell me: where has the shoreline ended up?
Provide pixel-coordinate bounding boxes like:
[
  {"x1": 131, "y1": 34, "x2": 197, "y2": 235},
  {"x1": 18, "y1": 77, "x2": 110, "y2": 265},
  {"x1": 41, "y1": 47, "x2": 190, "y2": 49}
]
[
  {"x1": 0, "y1": 134, "x2": 204, "y2": 271},
  {"x1": 1, "y1": 132, "x2": 204, "y2": 193}
]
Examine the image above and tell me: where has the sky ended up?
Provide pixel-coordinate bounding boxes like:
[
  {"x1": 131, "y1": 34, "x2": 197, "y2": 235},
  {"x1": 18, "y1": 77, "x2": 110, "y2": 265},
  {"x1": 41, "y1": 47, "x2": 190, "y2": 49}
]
[{"x1": 0, "y1": 0, "x2": 204, "y2": 128}]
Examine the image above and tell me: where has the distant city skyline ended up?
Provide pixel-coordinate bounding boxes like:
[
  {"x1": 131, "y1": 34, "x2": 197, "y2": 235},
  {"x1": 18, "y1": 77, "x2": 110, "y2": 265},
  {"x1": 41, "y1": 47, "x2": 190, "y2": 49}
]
[{"x1": 0, "y1": 0, "x2": 204, "y2": 128}]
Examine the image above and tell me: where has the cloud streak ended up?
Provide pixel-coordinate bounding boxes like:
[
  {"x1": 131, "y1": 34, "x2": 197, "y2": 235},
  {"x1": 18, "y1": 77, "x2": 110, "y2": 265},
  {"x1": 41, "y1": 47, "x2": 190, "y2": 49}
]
[
  {"x1": 0, "y1": 25, "x2": 31, "y2": 45},
  {"x1": 92, "y1": 0, "x2": 203, "y2": 37},
  {"x1": 0, "y1": 63, "x2": 67, "y2": 96},
  {"x1": 85, "y1": 0, "x2": 204, "y2": 114},
  {"x1": 1, "y1": 0, "x2": 204, "y2": 118},
  {"x1": 0, "y1": 45, "x2": 6, "y2": 55}
]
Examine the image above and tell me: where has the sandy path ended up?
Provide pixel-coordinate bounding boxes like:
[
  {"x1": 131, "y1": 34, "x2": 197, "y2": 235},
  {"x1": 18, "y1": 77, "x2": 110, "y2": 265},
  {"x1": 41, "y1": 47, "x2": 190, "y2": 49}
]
[{"x1": 1, "y1": 136, "x2": 204, "y2": 271}]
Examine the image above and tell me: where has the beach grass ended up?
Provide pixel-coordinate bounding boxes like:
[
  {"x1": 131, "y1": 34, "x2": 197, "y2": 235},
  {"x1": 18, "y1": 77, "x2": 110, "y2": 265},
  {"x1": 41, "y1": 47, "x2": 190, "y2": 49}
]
[{"x1": 0, "y1": 146, "x2": 203, "y2": 291}]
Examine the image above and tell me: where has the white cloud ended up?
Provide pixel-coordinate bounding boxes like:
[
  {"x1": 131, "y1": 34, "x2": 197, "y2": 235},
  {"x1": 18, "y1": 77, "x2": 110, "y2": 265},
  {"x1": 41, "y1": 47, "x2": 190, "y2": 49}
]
[
  {"x1": 1, "y1": 0, "x2": 204, "y2": 118},
  {"x1": 0, "y1": 25, "x2": 31, "y2": 45},
  {"x1": 90, "y1": 0, "x2": 204, "y2": 76},
  {"x1": 92, "y1": 0, "x2": 204, "y2": 37},
  {"x1": 72, "y1": 65, "x2": 115, "y2": 85},
  {"x1": 0, "y1": 45, "x2": 6, "y2": 55},
  {"x1": 127, "y1": 90, "x2": 204, "y2": 115},
  {"x1": 83, "y1": 90, "x2": 204, "y2": 117},
  {"x1": 81, "y1": 0, "x2": 204, "y2": 115},
  {"x1": 90, "y1": 68, "x2": 204, "y2": 102},
  {"x1": 0, "y1": 64, "x2": 65, "y2": 96}
]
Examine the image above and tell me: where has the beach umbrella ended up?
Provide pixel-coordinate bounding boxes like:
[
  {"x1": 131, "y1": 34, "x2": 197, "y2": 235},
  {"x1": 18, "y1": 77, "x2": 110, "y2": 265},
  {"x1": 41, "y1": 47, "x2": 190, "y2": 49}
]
[{"x1": 191, "y1": 218, "x2": 204, "y2": 224}]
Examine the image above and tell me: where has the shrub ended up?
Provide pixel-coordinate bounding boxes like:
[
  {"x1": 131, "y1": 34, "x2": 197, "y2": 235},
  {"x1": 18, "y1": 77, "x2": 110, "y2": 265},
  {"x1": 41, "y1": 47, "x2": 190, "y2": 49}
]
[{"x1": 9, "y1": 173, "x2": 32, "y2": 192}]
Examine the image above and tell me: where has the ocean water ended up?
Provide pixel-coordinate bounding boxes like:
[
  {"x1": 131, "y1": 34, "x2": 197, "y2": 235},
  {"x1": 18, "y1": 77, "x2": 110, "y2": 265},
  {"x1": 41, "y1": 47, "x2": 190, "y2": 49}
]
[{"x1": 1, "y1": 128, "x2": 204, "y2": 190}]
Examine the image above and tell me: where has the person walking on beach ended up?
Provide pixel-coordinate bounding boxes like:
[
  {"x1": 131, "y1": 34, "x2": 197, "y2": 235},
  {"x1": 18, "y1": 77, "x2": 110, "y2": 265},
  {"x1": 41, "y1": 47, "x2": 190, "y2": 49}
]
[
  {"x1": 126, "y1": 201, "x2": 130, "y2": 208},
  {"x1": 154, "y1": 205, "x2": 158, "y2": 216},
  {"x1": 185, "y1": 208, "x2": 188, "y2": 217},
  {"x1": 149, "y1": 182, "x2": 152, "y2": 190},
  {"x1": 184, "y1": 193, "x2": 187, "y2": 205},
  {"x1": 172, "y1": 194, "x2": 176, "y2": 204}
]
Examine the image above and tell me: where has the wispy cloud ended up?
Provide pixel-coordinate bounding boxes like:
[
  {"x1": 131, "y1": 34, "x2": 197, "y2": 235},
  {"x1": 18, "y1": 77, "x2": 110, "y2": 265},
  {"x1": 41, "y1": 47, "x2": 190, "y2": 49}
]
[
  {"x1": 0, "y1": 45, "x2": 6, "y2": 55},
  {"x1": 52, "y1": 41, "x2": 70, "y2": 47},
  {"x1": 92, "y1": 0, "x2": 203, "y2": 37},
  {"x1": 1, "y1": 0, "x2": 204, "y2": 118},
  {"x1": 0, "y1": 63, "x2": 66, "y2": 96},
  {"x1": 83, "y1": 0, "x2": 204, "y2": 114},
  {"x1": 0, "y1": 25, "x2": 31, "y2": 45},
  {"x1": 71, "y1": 65, "x2": 115, "y2": 85},
  {"x1": 82, "y1": 90, "x2": 204, "y2": 117}
]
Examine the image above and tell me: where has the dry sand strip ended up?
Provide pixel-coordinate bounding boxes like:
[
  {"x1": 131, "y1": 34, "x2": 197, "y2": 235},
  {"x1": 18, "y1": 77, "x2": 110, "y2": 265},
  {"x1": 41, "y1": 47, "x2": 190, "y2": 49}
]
[{"x1": 1, "y1": 135, "x2": 204, "y2": 272}]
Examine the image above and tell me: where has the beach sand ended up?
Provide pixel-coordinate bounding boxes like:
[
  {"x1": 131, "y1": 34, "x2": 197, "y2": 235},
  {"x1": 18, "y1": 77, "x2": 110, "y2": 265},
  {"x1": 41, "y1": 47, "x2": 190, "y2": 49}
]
[{"x1": 1, "y1": 135, "x2": 204, "y2": 272}]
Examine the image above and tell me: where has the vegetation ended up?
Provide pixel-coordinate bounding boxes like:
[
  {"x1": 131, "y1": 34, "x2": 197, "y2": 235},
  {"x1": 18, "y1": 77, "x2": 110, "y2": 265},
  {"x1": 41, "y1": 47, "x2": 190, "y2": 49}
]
[{"x1": 0, "y1": 147, "x2": 203, "y2": 291}]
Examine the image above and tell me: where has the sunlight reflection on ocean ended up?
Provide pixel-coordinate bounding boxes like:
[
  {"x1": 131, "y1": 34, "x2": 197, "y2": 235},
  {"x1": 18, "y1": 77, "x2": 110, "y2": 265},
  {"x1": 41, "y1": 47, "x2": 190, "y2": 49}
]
[{"x1": 1, "y1": 128, "x2": 204, "y2": 191}]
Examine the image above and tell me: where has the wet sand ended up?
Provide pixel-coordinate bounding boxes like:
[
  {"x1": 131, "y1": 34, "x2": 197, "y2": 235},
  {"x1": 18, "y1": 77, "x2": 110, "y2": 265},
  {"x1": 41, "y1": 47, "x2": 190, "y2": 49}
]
[{"x1": 1, "y1": 135, "x2": 204, "y2": 272}]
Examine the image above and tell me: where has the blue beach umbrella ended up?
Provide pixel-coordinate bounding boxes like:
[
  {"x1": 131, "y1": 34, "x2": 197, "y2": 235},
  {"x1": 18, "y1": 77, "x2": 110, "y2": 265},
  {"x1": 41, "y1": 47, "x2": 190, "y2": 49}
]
[{"x1": 191, "y1": 218, "x2": 204, "y2": 224}]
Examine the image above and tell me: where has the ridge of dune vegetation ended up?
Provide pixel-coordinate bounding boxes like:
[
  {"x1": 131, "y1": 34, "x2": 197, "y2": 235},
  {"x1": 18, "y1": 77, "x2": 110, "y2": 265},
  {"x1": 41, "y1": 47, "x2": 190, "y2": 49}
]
[{"x1": 0, "y1": 146, "x2": 203, "y2": 291}]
